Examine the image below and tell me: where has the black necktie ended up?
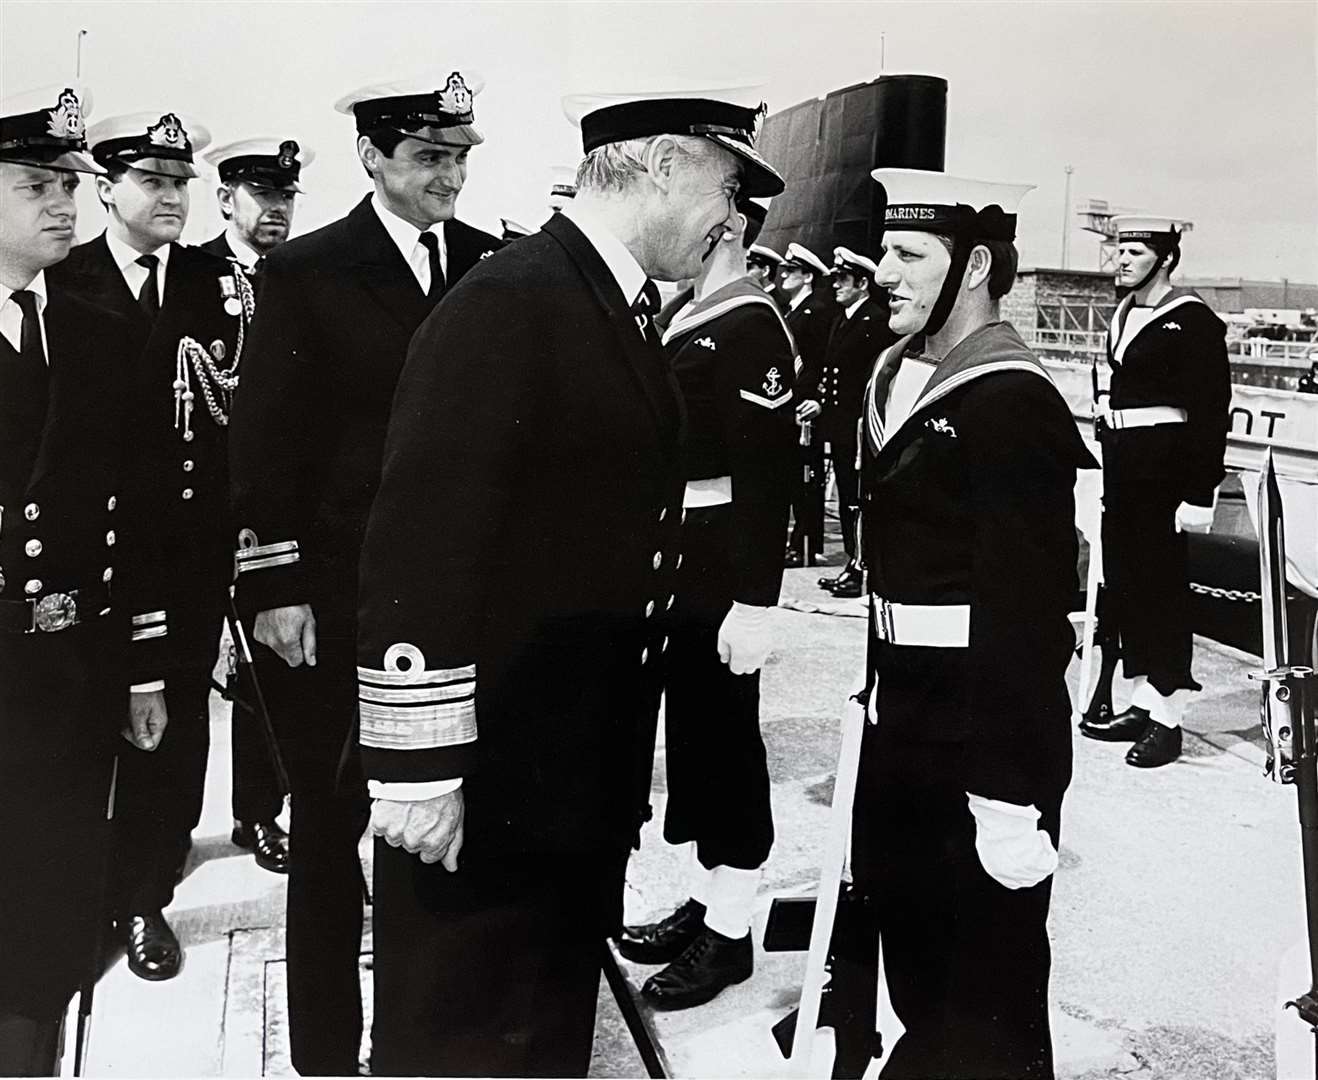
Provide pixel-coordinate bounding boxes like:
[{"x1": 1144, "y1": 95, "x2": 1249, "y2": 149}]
[
  {"x1": 7, "y1": 289, "x2": 50, "y2": 474},
  {"x1": 632, "y1": 280, "x2": 661, "y2": 345},
  {"x1": 419, "y1": 231, "x2": 445, "y2": 298},
  {"x1": 136, "y1": 253, "x2": 160, "y2": 319},
  {"x1": 252, "y1": 255, "x2": 266, "y2": 278}
]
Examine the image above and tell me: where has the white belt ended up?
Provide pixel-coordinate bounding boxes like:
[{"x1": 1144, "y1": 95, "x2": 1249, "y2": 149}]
[
  {"x1": 1100, "y1": 405, "x2": 1187, "y2": 430},
  {"x1": 683, "y1": 475, "x2": 732, "y2": 508},
  {"x1": 872, "y1": 596, "x2": 970, "y2": 648}
]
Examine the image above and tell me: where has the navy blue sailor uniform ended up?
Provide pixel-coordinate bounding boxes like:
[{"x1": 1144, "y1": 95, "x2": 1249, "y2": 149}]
[
  {"x1": 1098, "y1": 287, "x2": 1229, "y2": 697},
  {"x1": 355, "y1": 209, "x2": 683, "y2": 1077},
  {"x1": 658, "y1": 277, "x2": 798, "y2": 870},
  {"x1": 849, "y1": 322, "x2": 1096, "y2": 1079},
  {"x1": 51, "y1": 234, "x2": 252, "y2": 921},
  {"x1": 785, "y1": 286, "x2": 837, "y2": 559}
]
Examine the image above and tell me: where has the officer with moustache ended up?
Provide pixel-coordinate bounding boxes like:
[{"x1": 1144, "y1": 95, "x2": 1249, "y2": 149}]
[
  {"x1": 840, "y1": 169, "x2": 1096, "y2": 1079},
  {"x1": 52, "y1": 109, "x2": 251, "y2": 984},
  {"x1": 818, "y1": 247, "x2": 893, "y2": 597},
  {"x1": 780, "y1": 242, "x2": 834, "y2": 567},
  {"x1": 0, "y1": 83, "x2": 156, "y2": 1075},
  {"x1": 228, "y1": 71, "x2": 501, "y2": 1076},
  {"x1": 355, "y1": 86, "x2": 783, "y2": 1076},
  {"x1": 200, "y1": 137, "x2": 313, "y2": 279}
]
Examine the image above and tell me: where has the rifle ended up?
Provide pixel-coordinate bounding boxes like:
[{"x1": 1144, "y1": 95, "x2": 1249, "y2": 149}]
[{"x1": 1248, "y1": 450, "x2": 1318, "y2": 1070}]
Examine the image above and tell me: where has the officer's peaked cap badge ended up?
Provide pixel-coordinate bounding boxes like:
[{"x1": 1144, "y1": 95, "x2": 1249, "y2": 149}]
[
  {"x1": 437, "y1": 72, "x2": 473, "y2": 116},
  {"x1": 46, "y1": 88, "x2": 85, "y2": 139},
  {"x1": 277, "y1": 139, "x2": 299, "y2": 167},
  {"x1": 147, "y1": 113, "x2": 189, "y2": 149}
]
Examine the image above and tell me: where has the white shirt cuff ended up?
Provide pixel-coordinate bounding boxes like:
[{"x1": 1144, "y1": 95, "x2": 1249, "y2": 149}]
[
  {"x1": 131, "y1": 680, "x2": 166, "y2": 693},
  {"x1": 368, "y1": 778, "x2": 463, "y2": 801}
]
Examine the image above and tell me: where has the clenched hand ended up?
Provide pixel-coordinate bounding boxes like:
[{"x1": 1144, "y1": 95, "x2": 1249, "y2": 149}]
[{"x1": 370, "y1": 790, "x2": 465, "y2": 870}]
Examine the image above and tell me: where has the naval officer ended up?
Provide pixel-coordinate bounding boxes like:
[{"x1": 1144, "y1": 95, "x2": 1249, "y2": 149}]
[
  {"x1": 1078, "y1": 216, "x2": 1230, "y2": 767},
  {"x1": 844, "y1": 168, "x2": 1096, "y2": 1079},
  {"x1": 228, "y1": 71, "x2": 501, "y2": 1075},
  {"x1": 354, "y1": 85, "x2": 784, "y2": 1076}
]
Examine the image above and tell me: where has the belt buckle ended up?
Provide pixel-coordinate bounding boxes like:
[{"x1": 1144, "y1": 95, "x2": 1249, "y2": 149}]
[{"x1": 30, "y1": 592, "x2": 77, "y2": 633}]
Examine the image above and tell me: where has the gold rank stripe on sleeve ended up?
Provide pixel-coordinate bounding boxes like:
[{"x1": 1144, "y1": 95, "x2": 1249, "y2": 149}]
[
  {"x1": 235, "y1": 538, "x2": 299, "y2": 574},
  {"x1": 356, "y1": 660, "x2": 478, "y2": 751},
  {"x1": 130, "y1": 609, "x2": 168, "y2": 642}
]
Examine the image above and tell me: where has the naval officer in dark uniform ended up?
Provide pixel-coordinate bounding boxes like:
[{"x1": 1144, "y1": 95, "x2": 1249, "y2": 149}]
[
  {"x1": 1078, "y1": 215, "x2": 1229, "y2": 767},
  {"x1": 228, "y1": 71, "x2": 501, "y2": 1076},
  {"x1": 52, "y1": 109, "x2": 253, "y2": 984},
  {"x1": 0, "y1": 84, "x2": 156, "y2": 1074},
  {"x1": 843, "y1": 168, "x2": 1096, "y2": 1079},
  {"x1": 746, "y1": 236, "x2": 785, "y2": 307},
  {"x1": 818, "y1": 246, "x2": 894, "y2": 597},
  {"x1": 617, "y1": 194, "x2": 797, "y2": 1008},
  {"x1": 355, "y1": 86, "x2": 784, "y2": 1076}
]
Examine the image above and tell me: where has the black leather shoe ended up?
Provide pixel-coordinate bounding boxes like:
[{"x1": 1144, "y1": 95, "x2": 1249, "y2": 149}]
[
  {"x1": 1126, "y1": 722, "x2": 1182, "y2": 768},
  {"x1": 1079, "y1": 705, "x2": 1150, "y2": 742},
  {"x1": 641, "y1": 927, "x2": 753, "y2": 1009},
  {"x1": 124, "y1": 911, "x2": 182, "y2": 981},
  {"x1": 784, "y1": 549, "x2": 804, "y2": 568},
  {"x1": 232, "y1": 819, "x2": 289, "y2": 874},
  {"x1": 616, "y1": 898, "x2": 706, "y2": 964},
  {"x1": 830, "y1": 566, "x2": 863, "y2": 599}
]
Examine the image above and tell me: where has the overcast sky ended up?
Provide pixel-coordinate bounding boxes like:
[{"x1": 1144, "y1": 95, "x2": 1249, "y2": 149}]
[{"x1": 3, "y1": 0, "x2": 1314, "y2": 281}]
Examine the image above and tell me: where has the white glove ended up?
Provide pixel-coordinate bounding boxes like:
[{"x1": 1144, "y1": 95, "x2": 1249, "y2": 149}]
[
  {"x1": 1174, "y1": 501, "x2": 1214, "y2": 534},
  {"x1": 716, "y1": 602, "x2": 775, "y2": 675},
  {"x1": 966, "y1": 793, "x2": 1058, "y2": 890}
]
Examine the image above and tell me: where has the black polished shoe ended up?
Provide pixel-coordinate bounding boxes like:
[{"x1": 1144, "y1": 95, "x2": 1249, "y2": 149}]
[
  {"x1": 830, "y1": 566, "x2": 863, "y2": 599},
  {"x1": 1126, "y1": 722, "x2": 1182, "y2": 768},
  {"x1": 1079, "y1": 705, "x2": 1150, "y2": 742},
  {"x1": 616, "y1": 898, "x2": 706, "y2": 964},
  {"x1": 641, "y1": 927, "x2": 753, "y2": 1009},
  {"x1": 232, "y1": 819, "x2": 289, "y2": 874},
  {"x1": 784, "y1": 549, "x2": 804, "y2": 568},
  {"x1": 124, "y1": 911, "x2": 182, "y2": 981}
]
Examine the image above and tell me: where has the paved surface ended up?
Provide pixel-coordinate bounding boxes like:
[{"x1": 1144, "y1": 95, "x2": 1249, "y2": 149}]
[{"x1": 68, "y1": 552, "x2": 1313, "y2": 1078}]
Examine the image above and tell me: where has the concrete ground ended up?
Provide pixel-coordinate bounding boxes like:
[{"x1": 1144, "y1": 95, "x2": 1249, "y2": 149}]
[{"x1": 66, "y1": 537, "x2": 1313, "y2": 1079}]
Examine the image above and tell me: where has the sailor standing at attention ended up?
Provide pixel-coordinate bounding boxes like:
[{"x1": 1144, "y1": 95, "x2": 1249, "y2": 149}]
[
  {"x1": 844, "y1": 168, "x2": 1096, "y2": 1079},
  {"x1": 1078, "y1": 215, "x2": 1229, "y2": 767}
]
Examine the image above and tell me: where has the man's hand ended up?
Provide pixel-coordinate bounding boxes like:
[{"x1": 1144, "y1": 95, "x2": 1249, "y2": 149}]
[
  {"x1": 795, "y1": 398, "x2": 822, "y2": 423},
  {"x1": 967, "y1": 794, "x2": 1057, "y2": 890},
  {"x1": 716, "y1": 602, "x2": 776, "y2": 675},
  {"x1": 370, "y1": 790, "x2": 465, "y2": 871},
  {"x1": 254, "y1": 604, "x2": 317, "y2": 667},
  {"x1": 123, "y1": 690, "x2": 168, "y2": 751},
  {"x1": 1174, "y1": 501, "x2": 1214, "y2": 534}
]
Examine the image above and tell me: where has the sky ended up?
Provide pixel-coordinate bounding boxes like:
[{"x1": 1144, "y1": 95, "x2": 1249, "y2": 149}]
[{"x1": 2, "y1": 0, "x2": 1315, "y2": 281}]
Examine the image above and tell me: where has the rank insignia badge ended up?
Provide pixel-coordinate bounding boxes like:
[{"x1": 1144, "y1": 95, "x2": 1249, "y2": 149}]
[
  {"x1": 763, "y1": 367, "x2": 783, "y2": 396},
  {"x1": 46, "y1": 88, "x2": 85, "y2": 139},
  {"x1": 437, "y1": 72, "x2": 474, "y2": 118},
  {"x1": 147, "y1": 112, "x2": 189, "y2": 150}
]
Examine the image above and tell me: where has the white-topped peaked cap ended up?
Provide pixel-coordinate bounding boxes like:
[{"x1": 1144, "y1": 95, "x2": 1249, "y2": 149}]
[
  {"x1": 202, "y1": 137, "x2": 315, "y2": 192},
  {"x1": 0, "y1": 83, "x2": 102, "y2": 174},
  {"x1": 748, "y1": 244, "x2": 784, "y2": 266},
  {"x1": 834, "y1": 246, "x2": 879, "y2": 278},
  {"x1": 1110, "y1": 214, "x2": 1192, "y2": 242},
  {"x1": 561, "y1": 81, "x2": 784, "y2": 198},
  {"x1": 88, "y1": 111, "x2": 211, "y2": 178},
  {"x1": 783, "y1": 242, "x2": 829, "y2": 275},
  {"x1": 334, "y1": 71, "x2": 485, "y2": 146},
  {"x1": 872, "y1": 168, "x2": 1034, "y2": 241}
]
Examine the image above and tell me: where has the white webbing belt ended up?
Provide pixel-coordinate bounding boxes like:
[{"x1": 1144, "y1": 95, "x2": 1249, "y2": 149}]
[
  {"x1": 1100, "y1": 405, "x2": 1187, "y2": 430},
  {"x1": 683, "y1": 475, "x2": 732, "y2": 508},
  {"x1": 872, "y1": 596, "x2": 970, "y2": 648}
]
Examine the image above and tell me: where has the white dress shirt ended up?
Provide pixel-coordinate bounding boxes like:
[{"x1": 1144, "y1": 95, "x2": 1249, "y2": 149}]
[
  {"x1": 223, "y1": 227, "x2": 263, "y2": 270},
  {"x1": 787, "y1": 286, "x2": 812, "y2": 313},
  {"x1": 844, "y1": 295, "x2": 866, "y2": 320},
  {"x1": 105, "y1": 228, "x2": 170, "y2": 302},
  {"x1": 0, "y1": 271, "x2": 49, "y2": 359},
  {"x1": 370, "y1": 193, "x2": 447, "y2": 292}
]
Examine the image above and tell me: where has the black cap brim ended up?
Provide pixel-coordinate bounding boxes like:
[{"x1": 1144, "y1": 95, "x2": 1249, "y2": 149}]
[{"x1": 706, "y1": 133, "x2": 784, "y2": 198}]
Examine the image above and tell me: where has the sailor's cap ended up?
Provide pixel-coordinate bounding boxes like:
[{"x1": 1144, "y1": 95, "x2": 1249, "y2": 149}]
[
  {"x1": 834, "y1": 246, "x2": 879, "y2": 279},
  {"x1": 562, "y1": 82, "x2": 785, "y2": 198},
  {"x1": 0, "y1": 84, "x2": 103, "y2": 174},
  {"x1": 782, "y1": 242, "x2": 828, "y2": 275},
  {"x1": 202, "y1": 137, "x2": 314, "y2": 193},
  {"x1": 335, "y1": 71, "x2": 485, "y2": 147},
  {"x1": 88, "y1": 111, "x2": 211, "y2": 178},
  {"x1": 500, "y1": 217, "x2": 532, "y2": 240},
  {"x1": 549, "y1": 164, "x2": 577, "y2": 210},
  {"x1": 1111, "y1": 214, "x2": 1191, "y2": 243},
  {"x1": 747, "y1": 244, "x2": 783, "y2": 268},
  {"x1": 871, "y1": 168, "x2": 1034, "y2": 242}
]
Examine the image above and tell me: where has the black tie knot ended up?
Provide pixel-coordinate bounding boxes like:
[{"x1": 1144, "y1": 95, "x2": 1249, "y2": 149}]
[
  {"x1": 136, "y1": 253, "x2": 159, "y2": 271},
  {"x1": 418, "y1": 232, "x2": 439, "y2": 254},
  {"x1": 10, "y1": 288, "x2": 39, "y2": 321},
  {"x1": 135, "y1": 253, "x2": 161, "y2": 318}
]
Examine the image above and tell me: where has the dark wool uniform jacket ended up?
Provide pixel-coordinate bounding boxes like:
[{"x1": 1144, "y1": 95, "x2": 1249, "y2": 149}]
[
  {"x1": 355, "y1": 211, "x2": 684, "y2": 856},
  {"x1": 1102, "y1": 287, "x2": 1230, "y2": 509},
  {"x1": 860, "y1": 322, "x2": 1098, "y2": 806},
  {"x1": 51, "y1": 234, "x2": 247, "y2": 680},
  {"x1": 661, "y1": 277, "x2": 799, "y2": 607},
  {"x1": 818, "y1": 295, "x2": 896, "y2": 443},
  {"x1": 228, "y1": 196, "x2": 501, "y2": 637},
  {"x1": 785, "y1": 286, "x2": 838, "y2": 401}
]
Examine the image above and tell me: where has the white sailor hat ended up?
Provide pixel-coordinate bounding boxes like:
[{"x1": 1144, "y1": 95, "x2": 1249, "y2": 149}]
[
  {"x1": 562, "y1": 82, "x2": 785, "y2": 198},
  {"x1": 1110, "y1": 214, "x2": 1191, "y2": 244},
  {"x1": 0, "y1": 83, "x2": 102, "y2": 174},
  {"x1": 500, "y1": 217, "x2": 532, "y2": 240},
  {"x1": 748, "y1": 244, "x2": 783, "y2": 267},
  {"x1": 834, "y1": 246, "x2": 879, "y2": 278},
  {"x1": 88, "y1": 111, "x2": 210, "y2": 178},
  {"x1": 335, "y1": 71, "x2": 485, "y2": 146},
  {"x1": 871, "y1": 168, "x2": 1034, "y2": 241},
  {"x1": 202, "y1": 137, "x2": 315, "y2": 192},
  {"x1": 549, "y1": 164, "x2": 577, "y2": 210},
  {"x1": 782, "y1": 242, "x2": 828, "y2": 275}
]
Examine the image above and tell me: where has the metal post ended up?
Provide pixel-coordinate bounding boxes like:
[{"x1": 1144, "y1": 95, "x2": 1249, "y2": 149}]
[
  {"x1": 74, "y1": 30, "x2": 87, "y2": 78},
  {"x1": 1061, "y1": 166, "x2": 1074, "y2": 270}
]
